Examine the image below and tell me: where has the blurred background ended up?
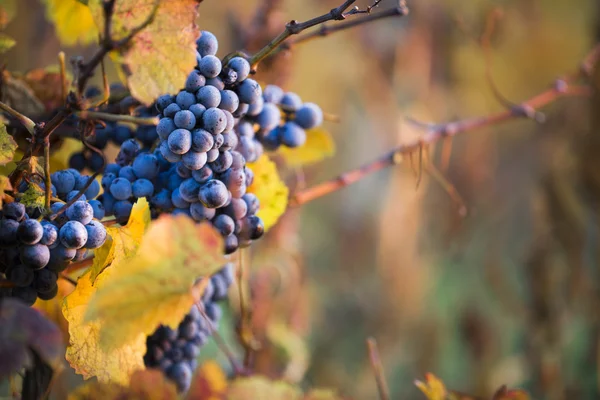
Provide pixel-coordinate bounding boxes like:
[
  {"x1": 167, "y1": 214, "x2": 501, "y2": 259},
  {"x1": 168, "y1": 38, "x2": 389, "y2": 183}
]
[{"x1": 4, "y1": 0, "x2": 600, "y2": 398}]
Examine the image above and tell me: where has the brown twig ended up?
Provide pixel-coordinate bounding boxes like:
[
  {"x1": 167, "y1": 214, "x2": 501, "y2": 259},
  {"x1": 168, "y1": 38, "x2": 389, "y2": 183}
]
[
  {"x1": 289, "y1": 81, "x2": 591, "y2": 207},
  {"x1": 75, "y1": 111, "x2": 159, "y2": 125},
  {"x1": 43, "y1": 137, "x2": 51, "y2": 209},
  {"x1": 367, "y1": 337, "x2": 390, "y2": 400},
  {"x1": 249, "y1": 0, "x2": 362, "y2": 70}
]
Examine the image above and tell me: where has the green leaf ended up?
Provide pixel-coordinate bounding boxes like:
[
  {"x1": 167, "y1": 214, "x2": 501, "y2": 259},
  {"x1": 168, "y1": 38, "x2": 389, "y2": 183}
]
[
  {"x1": 19, "y1": 182, "x2": 45, "y2": 210},
  {"x1": 0, "y1": 32, "x2": 15, "y2": 54},
  {"x1": 88, "y1": 0, "x2": 200, "y2": 105},
  {"x1": 0, "y1": 121, "x2": 17, "y2": 166}
]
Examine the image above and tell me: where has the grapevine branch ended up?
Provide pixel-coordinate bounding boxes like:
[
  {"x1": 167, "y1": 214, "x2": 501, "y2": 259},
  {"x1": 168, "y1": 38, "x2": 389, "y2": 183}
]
[
  {"x1": 367, "y1": 337, "x2": 390, "y2": 400},
  {"x1": 249, "y1": 0, "x2": 396, "y2": 70},
  {"x1": 289, "y1": 40, "x2": 599, "y2": 207}
]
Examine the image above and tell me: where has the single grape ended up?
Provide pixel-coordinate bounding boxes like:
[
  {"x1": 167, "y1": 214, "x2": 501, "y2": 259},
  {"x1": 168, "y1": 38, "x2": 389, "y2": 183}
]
[
  {"x1": 85, "y1": 220, "x2": 108, "y2": 249},
  {"x1": 157, "y1": 118, "x2": 177, "y2": 141},
  {"x1": 232, "y1": 102, "x2": 249, "y2": 118},
  {"x1": 185, "y1": 70, "x2": 206, "y2": 93},
  {"x1": 196, "y1": 86, "x2": 221, "y2": 109},
  {"x1": 17, "y1": 219, "x2": 43, "y2": 245},
  {"x1": 182, "y1": 151, "x2": 208, "y2": 171},
  {"x1": 160, "y1": 141, "x2": 182, "y2": 163},
  {"x1": 295, "y1": 102, "x2": 323, "y2": 129},
  {"x1": 256, "y1": 103, "x2": 281, "y2": 131},
  {"x1": 132, "y1": 179, "x2": 155, "y2": 198},
  {"x1": 119, "y1": 139, "x2": 141, "y2": 162},
  {"x1": 206, "y1": 77, "x2": 225, "y2": 91},
  {"x1": 218, "y1": 90, "x2": 239, "y2": 113},
  {"x1": 168, "y1": 129, "x2": 193, "y2": 155},
  {"x1": 196, "y1": 31, "x2": 218, "y2": 57},
  {"x1": 69, "y1": 153, "x2": 87, "y2": 171},
  {"x1": 227, "y1": 57, "x2": 250, "y2": 82},
  {"x1": 262, "y1": 84, "x2": 284, "y2": 104},
  {"x1": 224, "y1": 234, "x2": 239, "y2": 254},
  {"x1": 202, "y1": 108, "x2": 226, "y2": 135},
  {"x1": 280, "y1": 92, "x2": 303, "y2": 110},
  {"x1": 59, "y1": 221, "x2": 88, "y2": 249},
  {"x1": 133, "y1": 153, "x2": 160, "y2": 180},
  {"x1": 242, "y1": 193, "x2": 260, "y2": 215},
  {"x1": 237, "y1": 121, "x2": 255, "y2": 137},
  {"x1": 198, "y1": 180, "x2": 228, "y2": 208},
  {"x1": 246, "y1": 95, "x2": 264, "y2": 116},
  {"x1": 176, "y1": 162, "x2": 192, "y2": 179},
  {"x1": 280, "y1": 121, "x2": 307, "y2": 148},
  {"x1": 113, "y1": 125, "x2": 133, "y2": 144},
  {"x1": 171, "y1": 188, "x2": 190, "y2": 209},
  {"x1": 213, "y1": 214, "x2": 235, "y2": 236},
  {"x1": 19, "y1": 244, "x2": 50, "y2": 269},
  {"x1": 66, "y1": 201, "x2": 94, "y2": 225},
  {"x1": 163, "y1": 103, "x2": 182, "y2": 119},
  {"x1": 156, "y1": 94, "x2": 174, "y2": 112},
  {"x1": 192, "y1": 165, "x2": 213, "y2": 184},
  {"x1": 65, "y1": 190, "x2": 87, "y2": 203},
  {"x1": 105, "y1": 163, "x2": 121, "y2": 175},
  {"x1": 40, "y1": 222, "x2": 59, "y2": 247},
  {"x1": 33, "y1": 269, "x2": 58, "y2": 293},
  {"x1": 188, "y1": 104, "x2": 206, "y2": 122},
  {"x1": 37, "y1": 285, "x2": 58, "y2": 300},
  {"x1": 206, "y1": 149, "x2": 219, "y2": 163},
  {"x1": 221, "y1": 132, "x2": 238, "y2": 152},
  {"x1": 88, "y1": 199, "x2": 106, "y2": 220},
  {"x1": 101, "y1": 172, "x2": 117, "y2": 191},
  {"x1": 174, "y1": 110, "x2": 196, "y2": 130},
  {"x1": 110, "y1": 178, "x2": 133, "y2": 201},
  {"x1": 47, "y1": 245, "x2": 77, "y2": 272},
  {"x1": 220, "y1": 68, "x2": 237, "y2": 86},
  {"x1": 176, "y1": 91, "x2": 197, "y2": 110},
  {"x1": 99, "y1": 193, "x2": 116, "y2": 215},
  {"x1": 212, "y1": 133, "x2": 224, "y2": 150},
  {"x1": 73, "y1": 248, "x2": 88, "y2": 262},
  {"x1": 198, "y1": 55, "x2": 222, "y2": 78},
  {"x1": 222, "y1": 110, "x2": 235, "y2": 132},
  {"x1": 4, "y1": 202, "x2": 26, "y2": 221},
  {"x1": 191, "y1": 129, "x2": 214, "y2": 152},
  {"x1": 223, "y1": 198, "x2": 248, "y2": 220},
  {"x1": 84, "y1": 178, "x2": 101, "y2": 199},
  {"x1": 114, "y1": 200, "x2": 133, "y2": 224},
  {"x1": 51, "y1": 170, "x2": 76, "y2": 195},
  {"x1": 119, "y1": 166, "x2": 137, "y2": 182},
  {"x1": 179, "y1": 179, "x2": 201, "y2": 203},
  {"x1": 189, "y1": 202, "x2": 216, "y2": 221},
  {"x1": 209, "y1": 151, "x2": 233, "y2": 173},
  {"x1": 151, "y1": 189, "x2": 173, "y2": 210},
  {"x1": 261, "y1": 128, "x2": 281, "y2": 151},
  {"x1": 237, "y1": 78, "x2": 262, "y2": 104}
]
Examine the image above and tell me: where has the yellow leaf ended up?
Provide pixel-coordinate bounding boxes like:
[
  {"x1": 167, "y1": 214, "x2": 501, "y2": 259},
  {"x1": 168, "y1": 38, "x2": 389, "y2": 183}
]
[
  {"x1": 88, "y1": 0, "x2": 200, "y2": 105},
  {"x1": 84, "y1": 215, "x2": 226, "y2": 350},
  {"x1": 227, "y1": 376, "x2": 303, "y2": 400},
  {"x1": 42, "y1": 0, "x2": 98, "y2": 46},
  {"x1": 63, "y1": 268, "x2": 146, "y2": 384},
  {"x1": 0, "y1": 175, "x2": 11, "y2": 208},
  {"x1": 69, "y1": 369, "x2": 178, "y2": 399},
  {"x1": 266, "y1": 320, "x2": 309, "y2": 383},
  {"x1": 89, "y1": 198, "x2": 151, "y2": 282},
  {"x1": 0, "y1": 32, "x2": 15, "y2": 54},
  {"x1": 0, "y1": 121, "x2": 17, "y2": 166},
  {"x1": 278, "y1": 128, "x2": 335, "y2": 167},
  {"x1": 304, "y1": 389, "x2": 344, "y2": 400},
  {"x1": 247, "y1": 155, "x2": 289, "y2": 232},
  {"x1": 187, "y1": 361, "x2": 228, "y2": 400},
  {"x1": 415, "y1": 373, "x2": 447, "y2": 400},
  {"x1": 34, "y1": 278, "x2": 75, "y2": 344}
]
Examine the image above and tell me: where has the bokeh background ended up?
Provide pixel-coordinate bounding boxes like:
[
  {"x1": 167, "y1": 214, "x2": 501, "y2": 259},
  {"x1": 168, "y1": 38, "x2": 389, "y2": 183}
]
[{"x1": 4, "y1": 0, "x2": 600, "y2": 398}]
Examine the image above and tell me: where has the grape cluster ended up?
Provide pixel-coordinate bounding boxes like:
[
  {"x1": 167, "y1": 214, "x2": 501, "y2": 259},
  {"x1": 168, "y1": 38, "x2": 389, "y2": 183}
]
[
  {"x1": 0, "y1": 169, "x2": 107, "y2": 305},
  {"x1": 144, "y1": 263, "x2": 234, "y2": 392}
]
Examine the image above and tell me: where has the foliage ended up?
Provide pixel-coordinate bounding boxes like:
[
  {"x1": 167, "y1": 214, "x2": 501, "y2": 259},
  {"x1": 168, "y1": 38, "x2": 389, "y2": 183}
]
[
  {"x1": 279, "y1": 128, "x2": 335, "y2": 167},
  {"x1": 247, "y1": 154, "x2": 289, "y2": 231},
  {"x1": 42, "y1": 0, "x2": 98, "y2": 46},
  {"x1": 0, "y1": 122, "x2": 17, "y2": 166}
]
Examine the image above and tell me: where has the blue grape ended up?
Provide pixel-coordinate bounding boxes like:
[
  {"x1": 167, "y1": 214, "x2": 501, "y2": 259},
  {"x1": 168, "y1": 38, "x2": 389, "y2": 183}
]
[
  {"x1": 176, "y1": 91, "x2": 196, "y2": 110},
  {"x1": 119, "y1": 139, "x2": 140, "y2": 162},
  {"x1": 196, "y1": 31, "x2": 218, "y2": 56},
  {"x1": 85, "y1": 220, "x2": 107, "y2": 249},
  {"x1": 163, "y1": 103, "x2": 181, "y2": 118},
  {"x1": 88, "y1": 199, "x2": 106, "y2": 220},
  {"x1": 105, "y1": 163, "x2": 121, "y2": 175},
  {"x1": 160, "y1": 141, "x2": 182, "y2": 163},
  {"x1": 33, "y1": 269, "x2": 58, "y2": 293},
  {"x1": 191, "y1": 129, "x2": 214, "y2": 152},
  {"x1": 176, "y1": 162, "x2": 192, "y2": 179},
  {"x1": 263, "y1": 84, "x2": 284, "y2": 103},
  {"x1": 188, "y1": 103, "x2": 206, "y2": 121},
  {"x1": 202, "y1": 108, "x2": 226, "y2": 135},
  {"x1": 8, "y1": 265, "x2": 34, "y2": 287},
  {"x1": 236, "y1": 136, "x2": 257, "y2": 162},
  {"x1": 218, "y1": 90, "x2": 239, "y2": 113},
  {"x1": 221, "y1": 132, "x2": 238, "y2": 152},
  {"x1": 256, "y1": 103, "x2": 281, "y2": 131},
  {"x1": 227, "y1": 57, "x2": 250, "y2": 82},
  {"x1": 220, "y1": 67, "x2": 237, "y2": 85},
  {"x1": 133, "y1": 153, "x2": 160, "y2": 180},
  {"x1": 4, "y1": 202, "x2": 26, "y2": 221},
  {"x1": 166, "y1": 362, "x2": 192, "y2": 393},
  {"x1": 182, "y1": 151, "x2": 208, "y2": 171},
  {"x1": 213, "y1": 214, "x2": 235, "y2": 236},
  {"x1": 119, "y1": 166, "x2": 137, "y2": 182},
  {"x1": 40, "y1": 222, "x2": 59, "y2": 247},
  {"x1": 20, "y1": 244, "x2": 50, "y2": 269},
  {"x1": 172, "y1": 208, "x2": 191, "y2": 217},
  {"x1": 59, "y1": 221, "x2": 88, "y2": 249},
  {"x1": 185, "y1": 70, "x2": 206, "y2": 93},
  {"x1": 84, "y1": 178, "x2": 101, "y2": 199},
  {"x1": 237, "y1": 121, "x2": 255, "y2": 137},
  {"x1": 114, "y1": 200, "x2": 133, "y2": 224},
  {"x1": 66, "y1": 190, "x2": 87, "y2": 202},
  {"x1": 242, "y1": 193, "x2": 260, "y2": 215},
  {"x1": 206, "y1": 149, "x2": 219, "y2": 163},
  {"x1": 206, "y1": 77, "x2": 225, "y2": 91},
  {"x1": 198, "y1": 55, "x2": 222, "y2": 78},
  {"x1": 69, "y1": 152, "x2": 87, "y2": 171},
  {"x1": 280, "y1": 121, "x2": 306, "y2": 148},
  {"x1": 156, "y1": 94, "x2": 174, "y2": 112},
  {"x1": 196, "y1": 86, "x2": 221, "y2": 109},
  {"x1": 189, "y1": 202, "x2": 216, "y2": 221},
  {"x1": 110, "y1": 178, "x2": 133, "y2": 200},
  {"x1": 246, "y1": 95, "x2": 264, "y2": 116},
  {"x1": 294, "y1": 102, "x2": 323, "y2": 129},
  {"x1": 17, "y1": 219, "x2": 43, "y2": 245},
  {"x1": 198, "y1": 180, "x2": 228, "y2": 208},
  {"x1": 230, "y1": 151, "x2": 245, "y2": 169},
  {"x1": 151, "y1": 189, "x2": 173, "y2": 210},
  {"x1": 174, "y1": 110, "x2": 196, "y2": 130},
  {"x1": 223, "y1": 198, "x2": 248, "y2": 220},
  {"x1": 171, "y1": 188, "x2": 190, "y2": 209},
  {"x1": 280, "y1": 92, "x2": 302, "y2": 110},
  {"x1": 237, "y1": 78, "x2": 262, "y2": 104},
  {"x1": 51, "y1": 170, "x2": 76, "y2": 195},
  {"x1": 168, "y1": 129, "x2": 193, "y2": 155},
  {"x1": 157, "y1": 118, "x2": 177, "y2": 141},
  {"x1": 47, "y1": 245, "x2": 76, "y2": 272},
  {"x1": 66, "y1": 201, "x2": 94, "y2": 225},
  {"x1": 209, "y1": 151, "x2": 232, "y2": 173},
  {"x1": 192, "y1": 165, "x2": 213, "y2": 184},
  {"x1": 179, "y1": 179, "x2": 201, "y2": 203},
  {"x1": 232, "y1": 102, "x2": 249, "y2": 118},
  {"x1": 132, "y1": 179, "x2": 155, "y2": 198},
  {"x1": 99, "y1": 193, "x2": 116, "y2": 215},
  {"x1": 261, "y1": 128, "x2": 281, "y2": 151},
  {"x1": 113, "y1": 125, "x2": 133, "y2": 144},
  {"x1": 224, "y1": 234, "x2": 239, "y2": 254},
  {"x1": 212, "y1": 133, "x2": 224, "y2": 150},
  {"x1": 223, "y1": 110, "x2": 235, "y2": 132},
  {"x1": 101, "y1": 173, "x2": 117, "y2": 191}
]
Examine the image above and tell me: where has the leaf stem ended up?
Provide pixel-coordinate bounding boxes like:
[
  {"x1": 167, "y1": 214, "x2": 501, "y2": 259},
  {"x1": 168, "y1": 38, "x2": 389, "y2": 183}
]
[{"x1": 0, "y1": 101, "x2": 36, "y2": 134}]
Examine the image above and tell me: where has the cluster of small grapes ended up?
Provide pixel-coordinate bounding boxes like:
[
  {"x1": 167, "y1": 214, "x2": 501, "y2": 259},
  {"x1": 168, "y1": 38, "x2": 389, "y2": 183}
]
[
  {"x1": 0, "y1": 169, "x2": 107, "y2": 305},
  {"x1": 144, "y1": 264, "x2": 234, "y2": 392}
]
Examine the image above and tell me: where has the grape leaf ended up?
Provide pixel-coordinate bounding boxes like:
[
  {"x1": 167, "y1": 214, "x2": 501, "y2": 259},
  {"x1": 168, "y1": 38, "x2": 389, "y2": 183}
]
[
  {"x1": 41, "y1": 0, "x2": 98, "y2": 46},
  {"x1": 69, "y1": 369, "x2": 177, "y2": 399},
  {"x1": 415, "y1": 373, "x2": 447, "y2": 400},
  {"x1": 0, "y1": 71, "x2": 45, "y2": 117},
  {"x1": 0, "y1": 298, "x2": 64, "y2": 380},
  {"x1": 19, "y1": 182, "x2": 45, "y2": 210},
  {"x1": 0, "y1": 121, "x2": 17, "y2": 166},
  {"x1": 0, "y1": 175, "x2": 12, "y2": 208},
  {"x1": 34, "y1": 278, "x2": 75, "y2": 345},
  {"x1": 88, "y1": 0, "x2": 200, "y2": 105},
  {"x1": 186, "y1": 361, "x2": 228, "y2": 400},
  {"x1": 23, "y1": 67, "x2": 73, "y2": 112},
  {"x1": 89, "y1": 198, "x2": 151, "y2": 283},
  {"x1": 266, "y1": 320, "x2": 309, "y2": 383},
  {"x1": 247, "y1": 154, "x2": 289, "y2": 231},
  {"x1": 63, "y1": 267, "x2": 146, "y2": 383},
  {"x1": 84, "y1": 215, "x2": 226, "y2": 350},
  {"x1": 278, "y1": 128, "x2": 335, "y2": 167},
  {"x1": 227, "y1": 376, "x2": 303, "y2": 400},
  {"x1": 0, "y1": 32, "x2": 15, "y2": 54}
]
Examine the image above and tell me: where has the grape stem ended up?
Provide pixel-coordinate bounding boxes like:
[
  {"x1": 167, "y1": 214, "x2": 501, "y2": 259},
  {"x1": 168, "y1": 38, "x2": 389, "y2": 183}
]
[
  {"x1": 248, "y1": 0, "x2": 360, "y2": 71},
  {"x1": 289, "y1": 40, "x2": 600, "y2": 207},
  {"x1": 75, "y1": 111, "x2": 159, "y2": 126},
  {"x1": 366, "y1": 337, "x2": 390, "y2": 400},
  {"x1": 0, "y1": 101, "x2": 36, "y2": 134},
  {"x1": 271, "y1": 1, "x2": 409, "y2": 58}
]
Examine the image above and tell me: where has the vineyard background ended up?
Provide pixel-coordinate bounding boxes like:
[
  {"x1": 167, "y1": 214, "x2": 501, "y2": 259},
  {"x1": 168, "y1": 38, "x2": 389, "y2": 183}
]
[{"x1": 3, "y1": 0, "x2": 600, "y2": 398}]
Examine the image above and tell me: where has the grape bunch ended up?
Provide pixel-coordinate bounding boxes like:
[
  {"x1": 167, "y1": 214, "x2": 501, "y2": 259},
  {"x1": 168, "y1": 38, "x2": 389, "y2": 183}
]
[
  {"x1": 144, "y1": 263, "x2": 234, "y2": 392},
  {"x1": 0, "y1": 169, "x2": 107, "y2": 305}
]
